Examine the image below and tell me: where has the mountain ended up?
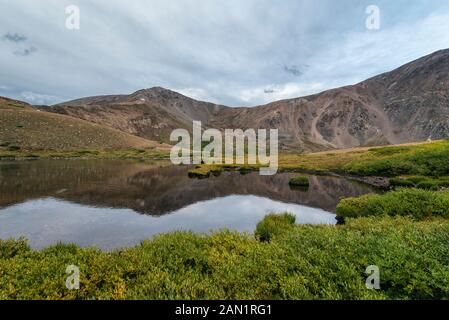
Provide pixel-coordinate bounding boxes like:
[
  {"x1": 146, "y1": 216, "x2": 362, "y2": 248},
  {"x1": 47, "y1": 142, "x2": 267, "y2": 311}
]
[
  {"x1": 38, "y1": 49, "x2": 449, "y2": 151},
  {"x1": 0, "y1": 96, "x2": 168, "y2": 151},
  {"x1": 45, "y1": 87, "x2": 228, "y2": 143}
]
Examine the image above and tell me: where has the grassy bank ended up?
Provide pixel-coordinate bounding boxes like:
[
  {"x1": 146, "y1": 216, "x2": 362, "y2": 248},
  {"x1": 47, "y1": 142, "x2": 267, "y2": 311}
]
[
  {"x1": 1, "y1": 214, "x2": 448, "y2": 300},
  {"x1": 337, "y1": 188, "x2": 449, "y2": 220},
  {"x1": 0, "y1": 148, "x2": 169, "y2": 160},
  {"x1": 188, "y1": 140, "x2": 449, "y2": 180}
]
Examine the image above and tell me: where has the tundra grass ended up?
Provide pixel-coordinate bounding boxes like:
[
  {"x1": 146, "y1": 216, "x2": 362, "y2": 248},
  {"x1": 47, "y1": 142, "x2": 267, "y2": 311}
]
[
  {"x1": 336, "y1": 188, "x2": 449, "y2": 220},
  {"x1": 189, "y1": 140, "x2": 449, "y2": 179},
  {"x1": 0, "y1": 148, "x2": 170, "y2": 160},
  {"x1": 288, "y1": 176, "x2": 310, "y2": 187},
  {"x1": 1, "y1": 215, "x2": 448, "y2": 300}
]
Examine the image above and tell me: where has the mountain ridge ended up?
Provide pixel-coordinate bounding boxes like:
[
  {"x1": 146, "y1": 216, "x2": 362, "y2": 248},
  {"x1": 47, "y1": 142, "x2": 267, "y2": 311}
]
[
  {"x1": 12, "y1": 48, "x2": 449, "y2": 151},
  {"x1": 0, "y1": 96, "x2": 169, "y2": 151}
]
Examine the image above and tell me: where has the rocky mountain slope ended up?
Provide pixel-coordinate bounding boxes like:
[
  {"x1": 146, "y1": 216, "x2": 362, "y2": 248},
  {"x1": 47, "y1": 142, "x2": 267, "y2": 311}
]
[
  {"x1": 39, "y1": 49, "x2": 449, "y2": 151},
  {"x1": 0, "y1": 97, "x2": 167, "y2": 151},
  {"x1": 45, "y1": 88, "x2": 228, "y2": 143}
]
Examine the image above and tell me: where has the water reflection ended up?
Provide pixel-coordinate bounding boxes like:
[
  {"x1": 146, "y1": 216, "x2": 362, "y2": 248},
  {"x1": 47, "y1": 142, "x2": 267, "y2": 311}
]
[
  {"x1": 0, "y1": 160, "x2": 376, "y2": 214},
  {"x1": 0, "y1": 160, "x2": 378, "y2": 250},
  {"x1": 0, "y1": 196, "x2": 336, "y2": 250}
]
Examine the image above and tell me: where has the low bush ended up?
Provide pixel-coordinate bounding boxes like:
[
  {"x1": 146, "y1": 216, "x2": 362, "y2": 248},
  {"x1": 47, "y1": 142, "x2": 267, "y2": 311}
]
[
  {"x1": 289, "y1": 176, "x2": 309, "y2": 187},
  {"x1": 416, "y1": 180, "x2": 439, "y2": 191},
  {"x1": 406, "y1": 176, "x2": 427, "y2": 184},
  {"x1": 1, "y1": 216, "x2": 448, "y2": 300},
  {"x1": 255, "y1": 213, "x2": 296, "y2": 242},
  {"x1": 437, "y1": 177, "x2": 449, "y2": 187},
  {"x1": 389, "y1": 178, "x2": 415, "y2": 187},
  {"x1": 336, "y1": 188, "x2": 449, "y2": 220},
  {"x1": 343, "y1": 141, "x2": 449, "y2": 177}
]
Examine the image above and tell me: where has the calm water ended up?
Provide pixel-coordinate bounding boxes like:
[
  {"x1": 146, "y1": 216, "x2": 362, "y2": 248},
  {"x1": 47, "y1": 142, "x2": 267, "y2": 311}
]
[{"x1": 0, "y1": 160, "x2": 377, "y2": 250}]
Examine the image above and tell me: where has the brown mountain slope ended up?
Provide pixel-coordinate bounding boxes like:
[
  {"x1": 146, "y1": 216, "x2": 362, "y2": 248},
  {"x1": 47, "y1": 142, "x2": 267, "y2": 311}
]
[
  {"x1": 222, "y1": 49, "x2": 449, "y2": 150},
  {"x1": 45, "y1": 87, "x2": 228, "y2": 143},
  {"x1": 42, "y1": 49, "x2": 449, "y2": 151},
  {"x1": 0, "y1": 97, "x2": 167, "y2": 151}
]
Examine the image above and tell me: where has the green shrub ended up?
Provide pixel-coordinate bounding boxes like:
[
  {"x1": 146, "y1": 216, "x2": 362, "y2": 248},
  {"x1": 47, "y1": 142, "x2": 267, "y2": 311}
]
[
  {"x1": 343, "y1": 141, "x2": 449, "y2": 177},
  {"x1": 0, "y1": 238, "x2": 30, "y2": 259},
  {"x1": 255, "y1": 213, "x2": 296, "y2": 242},
  {"x1": 0, "y1": 141, "x2": 10, "y2": 147},
  {"x1": 416, "y1": 180, "x2": 439, "y2": 191},
  {"x1": 1, "y1": 217, "x2": 448, "y2": 300},
  {"x1": 406, "y1": 176, "x2": 427, "y2": 184},
  {"x1": 336, "y1": 188, "x2": 449, "y2": 220},
  {"x1": 289, "y1": 176, "x2": 309, "y2": 187},
  {"x1": 389, "y1": 176, "x2": 449, "y2": 189},
  {"x1": 437, "y1": 177, "x2": 449, "y2": 187},
  {"x1": 389, "y1": 178, "x2": 415, "y2": 188}
]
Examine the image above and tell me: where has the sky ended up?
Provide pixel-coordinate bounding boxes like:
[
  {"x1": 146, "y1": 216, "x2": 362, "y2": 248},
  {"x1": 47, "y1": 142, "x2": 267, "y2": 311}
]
[{"x1": 1, "y1": 0, "x2": 449, "y2": 107}]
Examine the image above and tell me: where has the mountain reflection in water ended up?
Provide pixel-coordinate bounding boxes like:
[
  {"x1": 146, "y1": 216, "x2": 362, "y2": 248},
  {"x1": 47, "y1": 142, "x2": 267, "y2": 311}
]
[{"x1": 0, "y1": 160, "x2": 377, "y2": 250}]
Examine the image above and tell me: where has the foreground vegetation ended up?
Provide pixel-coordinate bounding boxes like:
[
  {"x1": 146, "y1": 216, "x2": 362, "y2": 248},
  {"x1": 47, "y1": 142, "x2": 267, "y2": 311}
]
[
  {"x1": 337, "y1": 188, "x2": 449, "y2": 220},
  {"x1": 1, "y1": 214, "x2": 448, "y2": 300},
  {"x1": 2, "y1": 140, "x2": 449, "y2": 299}
]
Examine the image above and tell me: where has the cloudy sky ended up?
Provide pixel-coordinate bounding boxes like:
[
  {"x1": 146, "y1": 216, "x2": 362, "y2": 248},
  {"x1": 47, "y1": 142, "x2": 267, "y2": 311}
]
[{"x1": 1, "y1": 0, "x2": 449, "y2": 106}]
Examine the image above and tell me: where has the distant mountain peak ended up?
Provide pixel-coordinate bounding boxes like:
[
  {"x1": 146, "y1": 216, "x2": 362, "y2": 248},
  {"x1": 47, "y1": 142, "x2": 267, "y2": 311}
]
[{"x1": 40, "y1": 48, "x2": 449, "y2": 151}]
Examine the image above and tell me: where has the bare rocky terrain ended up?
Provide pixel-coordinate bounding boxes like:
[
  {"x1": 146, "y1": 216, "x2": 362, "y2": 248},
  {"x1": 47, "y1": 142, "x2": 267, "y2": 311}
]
[{"x1": 8, "y1": 48, "x2": 449, "y2": 151}]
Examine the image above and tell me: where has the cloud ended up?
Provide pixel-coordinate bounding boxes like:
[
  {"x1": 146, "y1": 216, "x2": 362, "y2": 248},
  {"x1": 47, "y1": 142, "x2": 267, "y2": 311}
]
[
  {"x1": 238, "y1": 82, "x2": 326, "y2": 105},
  {"x1": 283, "y1": 65, "x2": 308, "y2": 77},
  {"x1": 0, "y1": 0, "x2": 449, "y2": 106},
  {"x1": 2, "y1": 32, "x2": 27, "y2": 43},
  {"x1": 13, "y1": 46, "x2": 37, "y2": 56},
  {"x1": 177, "y1": 88, "x2": 209, "y2": 102},
  {"x1": 18, "y1": 91, "x2": 62, "y2": 105}
]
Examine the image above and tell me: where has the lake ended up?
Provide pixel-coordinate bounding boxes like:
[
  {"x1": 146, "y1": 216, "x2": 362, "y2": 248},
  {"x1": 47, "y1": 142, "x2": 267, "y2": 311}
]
[{"x1": 0, "y1": 160, "x2": 377, "y2": 250}]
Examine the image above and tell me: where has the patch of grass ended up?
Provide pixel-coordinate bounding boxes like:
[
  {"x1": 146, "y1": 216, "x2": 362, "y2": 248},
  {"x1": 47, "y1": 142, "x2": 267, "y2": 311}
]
[
  {"x1": 1, "y1": 216, "x2": 448, "y2": 300},
  {"x1": 188, "y1": 165, "x2": 223, "y2": 179},
  {"x1": 416, "y1": 180, "x2": 439, "y2": 191},
  {"x1": 389, "y1": 178, "x2": 415, "y2": 188},
  {"x1": 437, "y1": 177, "x2": 449, "y2": 187},
  {"x1": 288, "y1": 176, "x2": 309, "y2": 187},
  {"x1": 24, "y1": 154, "x2": 40, "y2": 159},
  {"x1": 389, "y1": 176, "x2": 449, "y2": 190},
  {"x1": 0, "y1": 148, "x2": 170, "y2": 160},
  {"x1": 343, "y1": 140, "x2": 449, "y2": 177},
  {"x1": 405, "y1": 176, "x2": 427, "y2": 184},
  {"x1": 368, "y1": 146, "x2": 411, "y2": 156},
  {"x1": 336, "y1": 188, "x2": 449, "y2": 220},
  {"x1": 7, "y1": 144, "x2": 21, "y2": 151},
  {"x1": 75, "y1": 150, "x2": 100, "y2": 156},
  {"x1": 189, "y1": 141, "x2": 449, "y2": 180},
  {"x1": 255, "y1": 213, "x2": 296, "y2": 242}
]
